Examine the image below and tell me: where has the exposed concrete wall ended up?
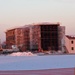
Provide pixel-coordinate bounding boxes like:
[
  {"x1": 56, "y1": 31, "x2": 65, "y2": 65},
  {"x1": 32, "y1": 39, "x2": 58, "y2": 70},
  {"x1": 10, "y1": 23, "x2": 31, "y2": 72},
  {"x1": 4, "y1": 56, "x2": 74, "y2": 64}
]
[
  {"x1": 65, "y1": 36, "x2": 75, "y2": 53},
  {"x1": 30, "y1": 25, "x2": 41, "y2": 51},
  {"x1": 58, "y1": 26, "x2": 65, "y2": 52}
]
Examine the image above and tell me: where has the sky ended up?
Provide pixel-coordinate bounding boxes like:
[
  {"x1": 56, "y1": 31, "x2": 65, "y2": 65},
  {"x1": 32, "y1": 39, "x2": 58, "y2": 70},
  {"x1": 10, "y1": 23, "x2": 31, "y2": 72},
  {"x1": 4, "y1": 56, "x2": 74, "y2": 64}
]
[{"x1": 0, "y1": 0, "x2": 75, "y2": 43}]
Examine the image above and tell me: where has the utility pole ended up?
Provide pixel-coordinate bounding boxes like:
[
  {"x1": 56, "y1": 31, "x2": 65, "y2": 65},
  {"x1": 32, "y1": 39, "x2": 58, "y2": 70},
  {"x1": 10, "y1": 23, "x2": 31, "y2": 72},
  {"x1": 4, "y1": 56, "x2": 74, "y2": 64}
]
[{"x1": 0, "y1": 39, "x2": 2, "y2": 51}]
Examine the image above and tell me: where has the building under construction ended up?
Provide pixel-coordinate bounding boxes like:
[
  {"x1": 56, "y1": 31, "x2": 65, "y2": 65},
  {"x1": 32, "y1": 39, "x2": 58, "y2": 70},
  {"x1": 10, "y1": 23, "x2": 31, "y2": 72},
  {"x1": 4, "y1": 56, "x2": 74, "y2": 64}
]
[
  {"x1": 6, "y1": 23, "x2": 65, "y2": 52},
  {"x1": 29, "y1": 23, "x2": 65, "y2": 52},
  {"x1": 6, "y1": 27, "x2": 24, "y2": 49}
]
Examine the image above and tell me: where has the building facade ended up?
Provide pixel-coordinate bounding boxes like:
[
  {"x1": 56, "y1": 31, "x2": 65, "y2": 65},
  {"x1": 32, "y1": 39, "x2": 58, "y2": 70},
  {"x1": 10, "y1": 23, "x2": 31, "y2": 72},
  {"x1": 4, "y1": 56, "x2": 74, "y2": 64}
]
[
  {"x1": 6, "y1": 23, "x2": 65, "y2": 52},
  {"x1": 6, "y1": 28, "x2": 24, "y2": 49},
  {"x1": 30, "y1": 23, "x2": 65, "y2": 52},
  {"x1": 65, "y1": 35, "x2": 75, "y2": 53},
  {"x1": 22, "y1": 26, "x2": 30, "y2": 51}
]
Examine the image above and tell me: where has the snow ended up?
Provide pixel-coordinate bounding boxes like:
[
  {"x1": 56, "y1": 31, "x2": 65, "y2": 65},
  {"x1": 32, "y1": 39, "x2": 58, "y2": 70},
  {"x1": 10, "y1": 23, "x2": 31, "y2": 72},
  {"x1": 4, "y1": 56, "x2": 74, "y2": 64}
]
[
  {"x1": 0, "y1": 54, "x2": 75, "y2": 71},
  {"x1": 10, "y1": 52, "x2": 36, "y2": 56}
]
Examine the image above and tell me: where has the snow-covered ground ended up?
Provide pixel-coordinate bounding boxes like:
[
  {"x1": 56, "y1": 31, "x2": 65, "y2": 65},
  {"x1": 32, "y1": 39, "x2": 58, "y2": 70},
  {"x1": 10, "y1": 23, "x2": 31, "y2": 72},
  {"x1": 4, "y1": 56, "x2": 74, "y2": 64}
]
[
  {"x1": 0, "y1": 54, "x2": 75, "y2": 71},
  {"x1": 9, "y1": 52, "x2": 36, "y2": 56}
]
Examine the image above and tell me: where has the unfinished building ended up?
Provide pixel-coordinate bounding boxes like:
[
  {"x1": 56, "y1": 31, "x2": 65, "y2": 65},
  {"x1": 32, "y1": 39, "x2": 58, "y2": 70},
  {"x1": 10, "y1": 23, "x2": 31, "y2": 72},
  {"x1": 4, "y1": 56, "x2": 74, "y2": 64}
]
[
  {"x1": 29, "y1": 23, "x2": 65, "y2": 52},
  {"x1": 6, "y1": 23, "x2": 65, "y2": 52}
]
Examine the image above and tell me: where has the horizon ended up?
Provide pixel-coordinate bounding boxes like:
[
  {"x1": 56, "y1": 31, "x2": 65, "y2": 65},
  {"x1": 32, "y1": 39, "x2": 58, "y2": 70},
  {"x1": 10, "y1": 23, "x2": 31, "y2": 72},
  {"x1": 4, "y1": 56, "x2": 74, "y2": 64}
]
[{"x1": 0, "y1": 0, "x2": 75, "y2": 43}]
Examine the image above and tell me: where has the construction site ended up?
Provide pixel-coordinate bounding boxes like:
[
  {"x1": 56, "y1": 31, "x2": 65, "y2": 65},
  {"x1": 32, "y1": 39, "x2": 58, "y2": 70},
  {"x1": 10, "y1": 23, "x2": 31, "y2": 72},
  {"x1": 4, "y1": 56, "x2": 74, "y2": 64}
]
[{"x1": 2, "y1": 23, "x2": 65, "y2": 54}]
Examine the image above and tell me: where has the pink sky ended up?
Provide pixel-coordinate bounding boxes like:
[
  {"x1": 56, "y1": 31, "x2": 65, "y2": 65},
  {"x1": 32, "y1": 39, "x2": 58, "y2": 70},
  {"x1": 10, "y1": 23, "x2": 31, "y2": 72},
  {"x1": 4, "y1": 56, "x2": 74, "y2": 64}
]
[{"x1": 0, "y1": 0, "x2": 75, "y2": 42}]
